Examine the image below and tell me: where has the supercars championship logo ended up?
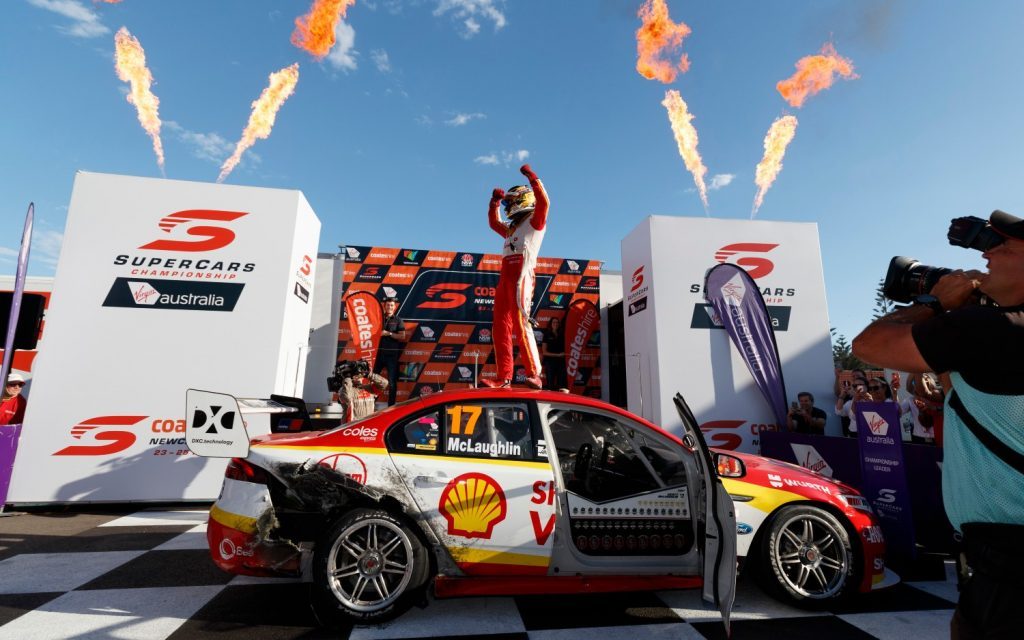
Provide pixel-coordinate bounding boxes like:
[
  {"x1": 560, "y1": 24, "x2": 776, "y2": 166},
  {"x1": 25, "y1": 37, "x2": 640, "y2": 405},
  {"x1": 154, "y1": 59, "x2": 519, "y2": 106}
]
[{"x1": 107, "y1": 210, "x2": 254, "y2": 310}]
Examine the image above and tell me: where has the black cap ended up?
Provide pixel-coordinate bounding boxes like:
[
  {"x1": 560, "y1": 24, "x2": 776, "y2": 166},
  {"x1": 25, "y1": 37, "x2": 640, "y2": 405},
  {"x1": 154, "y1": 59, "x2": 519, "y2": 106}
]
[{"x1": 990, "y1": 210, "x2": 1024, "y2": 241}]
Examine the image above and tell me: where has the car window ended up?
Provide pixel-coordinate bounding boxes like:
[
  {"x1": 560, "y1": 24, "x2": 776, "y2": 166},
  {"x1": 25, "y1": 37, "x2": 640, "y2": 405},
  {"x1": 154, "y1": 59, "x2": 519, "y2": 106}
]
[
  {"x1": 444, "y1": 402, "x2": 532, "y2": 462},
  {"x1": 386, "y1": 410, "x2": 442, "y2": 454},
  {"x1": 546, "y1": 408, "x2": 661, "y2": 502},
  {"x1": 633, "y1": 432, "x2": 688, "y2": 487}
]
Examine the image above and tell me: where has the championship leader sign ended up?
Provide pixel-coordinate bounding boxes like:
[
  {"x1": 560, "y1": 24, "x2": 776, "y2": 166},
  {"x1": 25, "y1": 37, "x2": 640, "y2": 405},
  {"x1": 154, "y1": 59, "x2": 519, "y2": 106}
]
[
  {"x1": 339, "y1": 246, "x2": 602, "y2": 401},
  {"x1": 7, "y1": 172, "x2": 320, "y2": 503},
  {"x1": 621, "y1": 216, "x2": 835, "y2": 453}
]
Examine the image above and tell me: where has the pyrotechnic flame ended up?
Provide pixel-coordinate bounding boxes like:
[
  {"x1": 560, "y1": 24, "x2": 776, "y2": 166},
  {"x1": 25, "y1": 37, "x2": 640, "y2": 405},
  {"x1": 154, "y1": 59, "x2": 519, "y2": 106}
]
[
  {"x1": 636, "y1": 0, "x2": 692, "y2": 83},
  {"x1": 114, "y1": 27, "x2": 164, "y2": 172},
  {"x1": 777, "y1": 43, "x2": 857, "y2": 108},
  {"x1": 218, "y1": 64, "x2": 300, "y2": 183},
  {"x1": 292, "y1": 0, "x2": 357, "y2": 58},
  {"x1": 752, "y1": 115, "x2": 798, "y2": 217},
  {"x1": 661, "y1": 90, "x2": 709, "y2": 211}
]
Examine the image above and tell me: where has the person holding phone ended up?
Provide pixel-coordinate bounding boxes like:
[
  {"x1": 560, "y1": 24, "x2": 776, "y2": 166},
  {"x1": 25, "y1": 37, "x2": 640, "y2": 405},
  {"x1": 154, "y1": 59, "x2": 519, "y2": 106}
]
[{"x1": 787, "y1": 391, "x2": 827, "y2": 434}]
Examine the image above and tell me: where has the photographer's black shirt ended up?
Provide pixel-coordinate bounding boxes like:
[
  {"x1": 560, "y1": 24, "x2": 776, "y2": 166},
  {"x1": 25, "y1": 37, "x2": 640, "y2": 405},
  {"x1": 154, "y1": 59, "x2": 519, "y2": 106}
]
[{"x1": 912, "y1": 304, "x2": 1024, "y2": 394}]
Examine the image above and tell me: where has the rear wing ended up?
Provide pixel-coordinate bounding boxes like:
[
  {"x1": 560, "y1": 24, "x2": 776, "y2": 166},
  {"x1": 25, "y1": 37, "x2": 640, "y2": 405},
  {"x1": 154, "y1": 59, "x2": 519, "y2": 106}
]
[{"x1": 185, "y1": 389, "x2": 295, "y2": 458}]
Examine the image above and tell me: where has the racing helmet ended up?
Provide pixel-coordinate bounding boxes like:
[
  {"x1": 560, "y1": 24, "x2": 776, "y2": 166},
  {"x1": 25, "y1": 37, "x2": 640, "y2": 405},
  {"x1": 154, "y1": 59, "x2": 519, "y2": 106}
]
[{"x1": 502, "y1": 185, "x2": 535, "y2": 222}]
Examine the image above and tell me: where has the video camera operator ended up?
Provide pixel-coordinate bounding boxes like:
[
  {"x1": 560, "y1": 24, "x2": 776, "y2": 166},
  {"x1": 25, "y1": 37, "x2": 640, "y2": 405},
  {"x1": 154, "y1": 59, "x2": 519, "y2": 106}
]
[
  {"x1": 853, "y1": 210, "x2": 1024, "y2": 639},
  {"x1": 328, "y1": 359, "x2": 389, "y2": 423}
]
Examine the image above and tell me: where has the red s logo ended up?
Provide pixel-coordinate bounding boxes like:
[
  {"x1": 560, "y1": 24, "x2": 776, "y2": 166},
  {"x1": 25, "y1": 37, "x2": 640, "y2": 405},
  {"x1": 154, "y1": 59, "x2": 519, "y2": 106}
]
[
  {"x1": 53, "y1": 415, "x2": 147, "y2": 456},
  {"x1": 699, "y1": 420, "x2": 746, "y2": 451},
  {"x1": 300, "y1": 255, "x2": 312, "y2": 276},
  {"x1": 631, "y1": 266, "x2": 644, "y2": 292},
  {"x1": 418, "y1": 283, "x2": 472, "y2": 309},
  {"x1": 140, "y1": 210, "x2": 247, "y2": 252},
  {"x1": 714, "y1": 243, "x2": 778, "y2": 279}
]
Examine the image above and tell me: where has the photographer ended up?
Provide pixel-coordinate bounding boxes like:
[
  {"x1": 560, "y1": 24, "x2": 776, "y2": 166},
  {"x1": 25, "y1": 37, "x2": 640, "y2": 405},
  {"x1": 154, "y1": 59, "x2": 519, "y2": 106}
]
[
  {"x1": 331, "y1": 360, "x2": 389, "y2": 422},
  {"x1": 787, "y1": 392, "x2": 826, "y2": 435},
  {"x1": 853, "y1": 210, "x2": 1024, "y2": 639}
]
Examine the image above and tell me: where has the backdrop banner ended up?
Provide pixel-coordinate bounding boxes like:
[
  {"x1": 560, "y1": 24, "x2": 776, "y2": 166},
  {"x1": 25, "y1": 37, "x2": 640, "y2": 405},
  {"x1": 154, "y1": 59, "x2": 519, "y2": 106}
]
[
  {"x1": 344, "y1": 291, "x2": 382, "y2": 369},
  {"x1": 0, "y1": 425, "x2": 23, "y2": 506},
  {"x1": 338, "y1": 246, "x2": 601, "y2": 400},
  {"x1": 704, "y1": 263, "x2": 789, "y2": 431}
]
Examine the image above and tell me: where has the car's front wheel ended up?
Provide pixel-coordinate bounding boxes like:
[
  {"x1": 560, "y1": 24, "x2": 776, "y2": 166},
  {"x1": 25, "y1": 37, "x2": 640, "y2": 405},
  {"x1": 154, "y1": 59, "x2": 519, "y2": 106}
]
[
  {"x1": 757, "y1": 504, "x2": 856, "y2": 607},
  {"x1": 313, "y1": 508, "x2": 430, "y2": 625}
]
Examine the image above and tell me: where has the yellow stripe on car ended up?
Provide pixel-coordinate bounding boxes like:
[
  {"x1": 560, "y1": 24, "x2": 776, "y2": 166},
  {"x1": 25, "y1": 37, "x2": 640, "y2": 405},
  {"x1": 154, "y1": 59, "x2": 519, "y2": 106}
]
[
  {"x1": 722, "y1": 478, "x2": 805, "y2": 513},
  {"x1": 210, "y1": 503, "x2": 260, "y2": 535},
  {"x1": 448, "y1": 546, "x2": 550, "y2": 568}
]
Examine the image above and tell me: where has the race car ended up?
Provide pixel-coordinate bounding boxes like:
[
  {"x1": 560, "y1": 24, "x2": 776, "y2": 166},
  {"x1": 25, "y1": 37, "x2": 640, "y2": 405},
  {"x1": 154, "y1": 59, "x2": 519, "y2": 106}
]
[
  {"x1": 186, "y1": 387, "x2": 737, "y2": 627},
  {"x1": 720, "y1": 449, "x2": 897, "y2": 607}
]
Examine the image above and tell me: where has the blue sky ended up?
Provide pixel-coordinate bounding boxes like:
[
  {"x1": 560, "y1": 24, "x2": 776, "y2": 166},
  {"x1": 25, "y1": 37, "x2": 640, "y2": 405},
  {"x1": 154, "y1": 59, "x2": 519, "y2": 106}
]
[{"x1": 2, "y1": 0, "x2": 1023, "y2": 343}]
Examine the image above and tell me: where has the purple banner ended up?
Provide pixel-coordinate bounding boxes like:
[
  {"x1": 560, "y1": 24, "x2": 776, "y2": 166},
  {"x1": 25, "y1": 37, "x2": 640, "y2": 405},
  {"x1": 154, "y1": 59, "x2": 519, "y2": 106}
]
[
  {"x1": 855, "y1": 402, "x2": 916, "y2": 560},
  {"x1": 704, "y1": 263, "x2": 788, "y2": 430},
  {"x1": 759, "y1": 431, "x2": 863, "y2": 485},
  {"x1": 1, "y1": 203, "x2": 33, "y2": 390},
  {"x1": 0, "y1": 424, "x2": 23, "y2": 506}
]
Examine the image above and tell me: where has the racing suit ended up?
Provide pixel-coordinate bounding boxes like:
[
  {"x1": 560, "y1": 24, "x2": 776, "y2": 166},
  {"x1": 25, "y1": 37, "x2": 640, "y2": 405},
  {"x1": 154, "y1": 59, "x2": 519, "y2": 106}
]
[{"x1": 488, "y1": 175, "x2": 549, "y2": 383}]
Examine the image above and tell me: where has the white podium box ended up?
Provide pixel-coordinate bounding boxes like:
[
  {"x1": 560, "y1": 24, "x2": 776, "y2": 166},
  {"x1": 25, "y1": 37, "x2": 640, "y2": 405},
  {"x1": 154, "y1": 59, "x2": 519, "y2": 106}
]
[
  {"x1": 7, "y1": 172, "x2": 320, "y2": 503},
  {"x1": 621, "y1": 216, "x2": 835, "y2": 453}
]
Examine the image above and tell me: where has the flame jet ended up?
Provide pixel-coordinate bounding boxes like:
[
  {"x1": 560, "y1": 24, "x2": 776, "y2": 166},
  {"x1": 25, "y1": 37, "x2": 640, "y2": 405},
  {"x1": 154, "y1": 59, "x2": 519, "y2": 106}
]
[
  {"x1": 218, "y1": 64, "x2": 300, "y2": 183},
  {"x1": 661, "y1": 90, "x2": 709, "y2": 212},
  {"x1": 292, "y1": 0, "x2": 357, "y2": 58},
  {"x1": 752, "y1": 115, "x2": 798, "y2": 217},
  {"x1": 114, "y1": 27, "x2": 164, "y2": 172},
  {"x1": 777, "y1": 43, "x2": 857, "y2": 108},
  {"x1": 636, "y1": 0, "x2": 692, "y2": 83}
]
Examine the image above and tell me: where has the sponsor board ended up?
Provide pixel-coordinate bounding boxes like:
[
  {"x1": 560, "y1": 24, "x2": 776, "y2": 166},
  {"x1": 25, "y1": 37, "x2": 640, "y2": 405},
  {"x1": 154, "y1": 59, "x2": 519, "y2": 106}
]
[{"x1": 103, "y1": 278, "x2": 244, "y2": 312}]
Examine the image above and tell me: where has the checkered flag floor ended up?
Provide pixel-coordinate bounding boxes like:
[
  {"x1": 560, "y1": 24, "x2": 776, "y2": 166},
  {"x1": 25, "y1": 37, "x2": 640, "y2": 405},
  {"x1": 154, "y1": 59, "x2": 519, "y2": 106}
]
[{"x1": 0, "y1": 508, "x2": 956, "y2": 639}]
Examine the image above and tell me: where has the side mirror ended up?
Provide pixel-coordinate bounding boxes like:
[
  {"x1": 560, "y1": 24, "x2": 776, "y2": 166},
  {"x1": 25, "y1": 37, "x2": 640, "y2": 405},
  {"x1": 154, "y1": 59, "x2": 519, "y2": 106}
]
[{"x1": 715, "y1": 452, "x2": 746, "y2": 478}]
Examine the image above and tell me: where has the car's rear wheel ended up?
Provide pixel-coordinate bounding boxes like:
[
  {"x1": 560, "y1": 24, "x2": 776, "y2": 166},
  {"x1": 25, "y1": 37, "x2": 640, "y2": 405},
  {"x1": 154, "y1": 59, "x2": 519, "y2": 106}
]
[
  {"x1": 757, "y1": 504, "x2": 856, "y2": 607},
  {"x1": 313, "y1": 508, "x2": 429, "y2": 625}
]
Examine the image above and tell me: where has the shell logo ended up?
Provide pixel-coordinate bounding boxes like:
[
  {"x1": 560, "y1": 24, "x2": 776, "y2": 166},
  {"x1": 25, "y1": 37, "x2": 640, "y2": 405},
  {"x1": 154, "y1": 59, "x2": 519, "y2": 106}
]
[{"x1": 439, "y1": 472, "x2": 507, "y2": 539}]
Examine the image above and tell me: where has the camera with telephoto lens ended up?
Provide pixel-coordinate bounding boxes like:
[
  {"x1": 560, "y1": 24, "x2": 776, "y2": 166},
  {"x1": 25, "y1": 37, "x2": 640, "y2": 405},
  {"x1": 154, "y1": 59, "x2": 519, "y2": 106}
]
[
  {"x1": 882, "y1": 216, "x2": 1003, "y2": 303},
  {"x1": 327, "y1": 359, "x2": 371, "y2": 392}
]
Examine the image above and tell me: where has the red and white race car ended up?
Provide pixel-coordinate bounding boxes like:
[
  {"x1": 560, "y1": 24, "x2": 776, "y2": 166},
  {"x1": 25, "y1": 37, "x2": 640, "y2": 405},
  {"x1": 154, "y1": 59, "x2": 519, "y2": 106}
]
[
  {"x1": 721, "y1": 451, "x2": 897, "y2": 606},
  {"x1": 186, "y1": 387, "x2": 892, "y2": 626}
]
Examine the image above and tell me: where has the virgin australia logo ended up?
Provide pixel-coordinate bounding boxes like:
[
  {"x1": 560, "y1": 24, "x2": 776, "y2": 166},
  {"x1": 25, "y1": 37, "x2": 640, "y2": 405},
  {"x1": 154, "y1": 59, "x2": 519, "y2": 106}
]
[
  {"x1": 865, "y1": 412, "x2": 889, "y2": 436},
  {"x1": 721, "y1": 273, "x2": 746, "y2": 306},
  {"x1": 128, "y1": 281, "x2": 160, "y2": 305}
]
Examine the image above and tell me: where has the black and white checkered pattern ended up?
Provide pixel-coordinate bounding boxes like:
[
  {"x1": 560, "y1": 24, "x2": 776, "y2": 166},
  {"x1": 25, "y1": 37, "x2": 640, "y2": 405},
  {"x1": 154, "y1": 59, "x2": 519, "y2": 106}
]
[{"x1": 0, "y1": 508, "x2": 957, "y2": 639}]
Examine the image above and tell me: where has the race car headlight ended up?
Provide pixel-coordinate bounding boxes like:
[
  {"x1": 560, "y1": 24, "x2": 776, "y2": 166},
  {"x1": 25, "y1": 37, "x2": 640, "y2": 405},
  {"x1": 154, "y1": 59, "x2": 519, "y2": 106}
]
[{"x1": 838, "y1": 493, "x2": 873, "y2": 513}]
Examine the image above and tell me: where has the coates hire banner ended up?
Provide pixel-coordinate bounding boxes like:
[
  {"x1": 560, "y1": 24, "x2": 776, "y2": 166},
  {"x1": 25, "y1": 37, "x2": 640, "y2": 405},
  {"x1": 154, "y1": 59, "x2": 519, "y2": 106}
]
[
  {"x1": 621, "y1": 216, "x2": 835, "y2": 453},
  {"x1": 344, "y1": 291, "x2": 382, "y2": 368},
  {"x1": 7, "y1": 172, "x2": 321, "y2": 503},
  {"x1": 338, "y1": 246, "x2": 601, "y2": 402}
]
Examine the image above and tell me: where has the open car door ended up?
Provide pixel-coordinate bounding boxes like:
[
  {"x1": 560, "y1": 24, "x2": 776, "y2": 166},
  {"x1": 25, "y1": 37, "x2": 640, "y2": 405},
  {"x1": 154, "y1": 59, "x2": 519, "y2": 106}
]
[{"x1": 674, "y1": 392, "x2": 736, "y2": 634}]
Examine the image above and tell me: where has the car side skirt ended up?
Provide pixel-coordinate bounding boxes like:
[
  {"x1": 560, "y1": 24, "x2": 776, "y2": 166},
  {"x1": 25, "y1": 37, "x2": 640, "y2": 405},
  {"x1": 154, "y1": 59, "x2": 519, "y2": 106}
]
[{"x1": 434, "y1": 574, "x2": 702, "y2": 598}]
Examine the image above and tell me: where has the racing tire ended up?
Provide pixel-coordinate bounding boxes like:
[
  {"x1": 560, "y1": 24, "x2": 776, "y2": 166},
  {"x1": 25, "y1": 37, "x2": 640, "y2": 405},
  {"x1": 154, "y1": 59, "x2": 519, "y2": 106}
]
[
  {"x1": 313, "y1": 508, "x2": 430, "y2": 625},
  {"x1": 756, "y1": 504, "x2": 857, "y2": 608}
]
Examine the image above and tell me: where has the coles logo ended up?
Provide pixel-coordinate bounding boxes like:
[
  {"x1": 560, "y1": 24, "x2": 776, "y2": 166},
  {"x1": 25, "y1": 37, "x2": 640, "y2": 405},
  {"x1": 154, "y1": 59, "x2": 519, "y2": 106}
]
[
  {"x1": 318, "y1": 453, "x2": 368, "y2": 484},
  {"x1": 864, "y1": 412, "x2": 889, "y2": 436},
  {"x1": 439, "y1": 472, "x2": 507, "y2": 539},
  {"x1": 418, "y1": 283, "x2": 472, "y2": 310},
  {"x1": 140, "y1": 210, "x2": 247, "y2": 252},
  {"x1": 53, "y1": 415, "x2": 147, "y2": 456},
  {"x1": 341, "y1": 426, "x2": 378, "y2": 442},
  {"x1": 714, "y1": 243, "x2": 779, "y2": 280}
]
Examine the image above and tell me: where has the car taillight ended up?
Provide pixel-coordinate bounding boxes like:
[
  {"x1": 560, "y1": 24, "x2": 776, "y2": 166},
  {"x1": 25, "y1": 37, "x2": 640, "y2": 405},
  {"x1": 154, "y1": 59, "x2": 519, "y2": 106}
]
[{"x1": 225, "y1": 458, "x2": 270, "y2": 484}]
